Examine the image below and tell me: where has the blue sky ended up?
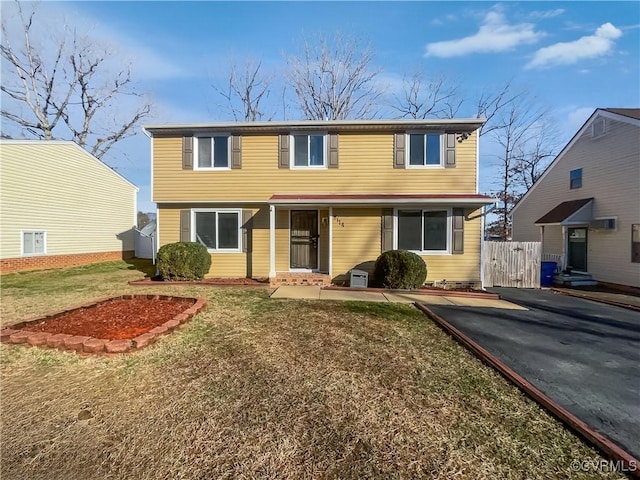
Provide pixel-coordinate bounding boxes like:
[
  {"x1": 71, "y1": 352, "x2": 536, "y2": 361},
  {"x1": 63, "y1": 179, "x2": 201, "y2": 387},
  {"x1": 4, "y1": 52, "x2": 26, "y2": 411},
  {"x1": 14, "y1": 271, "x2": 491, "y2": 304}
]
[{"x1": 3, "y1": 1, "x2": 639, "y2": 212}]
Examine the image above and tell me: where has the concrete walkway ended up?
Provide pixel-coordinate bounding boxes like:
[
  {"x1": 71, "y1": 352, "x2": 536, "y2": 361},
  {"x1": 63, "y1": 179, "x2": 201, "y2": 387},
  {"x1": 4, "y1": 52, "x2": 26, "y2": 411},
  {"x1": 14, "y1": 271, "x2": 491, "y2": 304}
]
[{"x1": 270, "y1": 285, "x2": 525, "y2": 309}]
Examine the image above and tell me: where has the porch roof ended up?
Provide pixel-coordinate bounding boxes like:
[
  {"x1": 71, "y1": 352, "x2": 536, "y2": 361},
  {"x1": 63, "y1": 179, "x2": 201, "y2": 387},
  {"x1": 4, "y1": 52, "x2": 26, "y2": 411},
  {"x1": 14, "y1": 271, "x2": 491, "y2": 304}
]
[
  {"x1": 269, "y1": 193, "x2": 496, "y2": 207},
  {"x1": 535, "y1": 198, "x2": 594, "y2": 225}
]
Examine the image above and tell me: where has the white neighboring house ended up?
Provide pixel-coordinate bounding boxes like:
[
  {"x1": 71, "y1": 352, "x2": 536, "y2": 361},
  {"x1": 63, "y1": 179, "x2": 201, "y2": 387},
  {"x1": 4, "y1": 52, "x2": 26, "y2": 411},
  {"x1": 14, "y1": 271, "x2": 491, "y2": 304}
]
[
  {"x1": 0, "y1": 140, "x2": 138, "y2": 274},
  {"x1": 511, "y1": 108, "x2": 640, "y2": 288}
]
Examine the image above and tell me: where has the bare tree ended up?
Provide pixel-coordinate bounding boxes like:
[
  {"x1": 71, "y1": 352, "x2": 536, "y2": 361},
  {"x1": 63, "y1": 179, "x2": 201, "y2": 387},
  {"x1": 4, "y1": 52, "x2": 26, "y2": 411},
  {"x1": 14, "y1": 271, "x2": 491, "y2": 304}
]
[
  {"x1": 1, "y1": 2, "x2": 151, "y2": 159},
  {"x1": 391, "y1": 71, "x2": 462, "y2": 119},
  {"x1": 285, "y1": 32, "x2": 383, "y2": 120},
  {"x1": 475, "y1": 81, "x2": 522, "y2": 136},
  {"x1": 214, "y1": 58, "x2": 275, "y2": 121},
  {"x1": 511, "y1": 119, "x2": 560, "y2": 190},
  {"x1": 486, "y1": 96, "x2": 554, "y2": 240}
]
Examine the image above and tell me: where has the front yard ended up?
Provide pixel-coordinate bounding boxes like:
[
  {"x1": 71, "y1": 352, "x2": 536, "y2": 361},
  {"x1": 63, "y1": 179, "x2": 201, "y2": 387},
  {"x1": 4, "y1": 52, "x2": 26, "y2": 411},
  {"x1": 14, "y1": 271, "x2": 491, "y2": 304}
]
[{"x1": 0, "y1": 261, "x2": 617, "y2": 479}]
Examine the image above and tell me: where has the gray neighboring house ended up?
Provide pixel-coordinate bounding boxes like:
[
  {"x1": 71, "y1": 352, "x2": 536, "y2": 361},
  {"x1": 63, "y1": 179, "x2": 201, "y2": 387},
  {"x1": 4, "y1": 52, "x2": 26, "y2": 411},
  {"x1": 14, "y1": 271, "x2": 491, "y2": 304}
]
[{"x1": 511, "y1": 108, "x2": 640, "y2": 288}]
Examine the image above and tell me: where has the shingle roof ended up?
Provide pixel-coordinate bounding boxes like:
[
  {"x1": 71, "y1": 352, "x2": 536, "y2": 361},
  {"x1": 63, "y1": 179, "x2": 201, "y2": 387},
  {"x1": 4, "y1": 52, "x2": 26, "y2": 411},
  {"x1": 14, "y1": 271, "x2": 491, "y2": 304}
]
[
  {"x1": 535, "y1": 198, "x2": 593, "y2": 224},
  {"x1": 602, "y1": 108, "x2": 640, "y2": 120}
]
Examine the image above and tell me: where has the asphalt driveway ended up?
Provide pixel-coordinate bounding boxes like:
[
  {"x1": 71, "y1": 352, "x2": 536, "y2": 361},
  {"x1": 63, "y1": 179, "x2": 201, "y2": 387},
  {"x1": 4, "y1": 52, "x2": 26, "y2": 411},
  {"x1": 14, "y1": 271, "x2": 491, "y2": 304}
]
[{"x1": 423, "y1": 287, "x2": 640, "y2": 461}]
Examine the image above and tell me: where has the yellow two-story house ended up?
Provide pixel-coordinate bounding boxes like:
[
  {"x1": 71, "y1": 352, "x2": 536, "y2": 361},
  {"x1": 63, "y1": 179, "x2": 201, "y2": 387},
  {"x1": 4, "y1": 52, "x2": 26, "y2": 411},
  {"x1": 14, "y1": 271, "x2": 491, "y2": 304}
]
[{"x1": 144, "y1": 119, "x2": 494, "y2": 287}]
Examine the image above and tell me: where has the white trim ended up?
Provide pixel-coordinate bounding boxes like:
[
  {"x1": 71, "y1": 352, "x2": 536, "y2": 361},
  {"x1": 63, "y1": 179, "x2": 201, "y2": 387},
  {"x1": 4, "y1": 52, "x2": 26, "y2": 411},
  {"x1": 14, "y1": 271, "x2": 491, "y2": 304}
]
[
  {"x1": 269, "y1": 205, "x2": 276, "y2": 277},
  {"x1": 21, "y1": 230, "x2": 47, "y2": 256},
  {"x1": 288, "y1": 209, "x2": 320, "y2": 271},
  {"x1": 480, "y1": 205, "x2": 486, "y2": 289},
  {"x1": 328, "y1": 206, "x2": 333, "y2": 278},
  {"x1": 512, "y1": 108, "x2": 640, "y2": 215},
  {"x1": 193, "y1": 135, "x2": 231, "y2": 171},
  {"x1": 475, "y1": 128, "x2": 480, "y2": 193},
  {"x1": 394, "y1": 208, "x2": 453, "y2": 255},
  {"x1": 190, "y1": 208, "x2": 242, "y2": 253},
  {"x1": 144, "y1": 127, "x2": 154, "y2": 202},
  {"x1": 405, "y1": 131, "x2": 445, "y2": 168},
  {"x1": 289, "y1": 133, "x2": 328, "y2": 169}
]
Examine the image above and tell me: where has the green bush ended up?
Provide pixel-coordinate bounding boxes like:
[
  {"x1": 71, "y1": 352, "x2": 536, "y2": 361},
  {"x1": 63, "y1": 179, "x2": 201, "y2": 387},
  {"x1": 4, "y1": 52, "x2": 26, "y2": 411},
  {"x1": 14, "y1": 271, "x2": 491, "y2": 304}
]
[
  {"x1": 157, "y1": 242, "x2": 211, "y2": 281},
  {"x1": 373, "y1": 250, "x2": 427, "y2": 289}
]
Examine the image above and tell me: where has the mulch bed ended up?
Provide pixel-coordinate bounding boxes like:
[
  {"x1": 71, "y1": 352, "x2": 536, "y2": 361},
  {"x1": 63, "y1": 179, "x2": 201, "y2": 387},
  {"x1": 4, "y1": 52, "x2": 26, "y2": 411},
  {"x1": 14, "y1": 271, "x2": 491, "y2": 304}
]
[
  {"x1": 0, "y1": 294, "x2": 207, "y2": 355},
  {"x1": 323, "y1": 286, "x2": 499, "y2": 299},
  {"x1": 129, "y1": 277, "x2": 269, "y2": 287}
]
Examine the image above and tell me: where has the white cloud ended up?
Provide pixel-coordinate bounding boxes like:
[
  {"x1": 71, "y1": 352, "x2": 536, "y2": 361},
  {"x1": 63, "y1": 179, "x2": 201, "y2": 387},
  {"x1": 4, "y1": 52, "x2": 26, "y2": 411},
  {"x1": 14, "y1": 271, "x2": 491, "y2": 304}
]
[
  {"x1": 566, "y1": 106, "x2": 595, "y2": 135},
  {"x1": 529, "y1": 9, "x2": 565, "y2": 20},
  {"x1": 424, "y1": 10, "x2": 544, "y2": 58},
  {"x1": 525, "y1": 23, "x2": 623, "y2": 69}
]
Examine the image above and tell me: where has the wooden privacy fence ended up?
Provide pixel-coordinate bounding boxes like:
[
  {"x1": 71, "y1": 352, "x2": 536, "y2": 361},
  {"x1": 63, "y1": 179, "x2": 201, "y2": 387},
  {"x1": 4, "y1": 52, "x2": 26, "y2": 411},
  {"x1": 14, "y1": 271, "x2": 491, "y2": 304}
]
[{"x1": 483, "y1": 241, "x2": 541, "y2": 288}]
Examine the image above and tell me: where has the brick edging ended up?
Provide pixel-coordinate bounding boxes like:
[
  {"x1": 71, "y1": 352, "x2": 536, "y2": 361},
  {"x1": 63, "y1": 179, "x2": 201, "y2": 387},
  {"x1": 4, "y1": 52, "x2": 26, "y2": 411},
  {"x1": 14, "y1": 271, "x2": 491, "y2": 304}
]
[
  {"x1": 323, "y1": 286, "x2": 500, "y2": 299},
  {"x1": 0, "y1": 295, "x2": 208, "y2": 355},
  {"x1": 415, "y1": 303, "x2": 640, "y2": 478}
]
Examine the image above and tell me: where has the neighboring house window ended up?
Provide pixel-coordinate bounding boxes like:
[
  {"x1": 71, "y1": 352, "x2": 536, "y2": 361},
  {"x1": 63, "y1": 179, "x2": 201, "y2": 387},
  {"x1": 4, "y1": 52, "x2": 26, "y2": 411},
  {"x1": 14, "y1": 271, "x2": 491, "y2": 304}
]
[
  {"x1": 195, "y1": 136, "x2": 229, "y2": 169},
  {"x1": 408, "y1": 133, "x2": 442, "y2": 167},
  {"x1": 292, "y1": 134, "x2": 325, "y2": 167},
  {"x1": 397, "y1": 210, "x2": 449, "y2": 253},
  {"x1": 633, "y1": 224, "x2": 640, "y2": 263},
  {"x1": 22, "y1": 231, "x2": 46, "y2": 256},
  {"x1": 192, "y1": 210, "x2": 241, "y2": 251},
  {"x1": 570, "y1": 168, "x2": 582, "y2": 189}
]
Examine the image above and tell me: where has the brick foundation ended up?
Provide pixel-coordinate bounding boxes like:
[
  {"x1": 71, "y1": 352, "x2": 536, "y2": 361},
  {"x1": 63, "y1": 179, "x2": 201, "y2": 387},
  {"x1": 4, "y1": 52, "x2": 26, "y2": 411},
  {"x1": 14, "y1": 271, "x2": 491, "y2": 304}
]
[
  {"x1": 270, "y1": 272, "x2": 332, "y2": 287},
  {"x1": 0, "y1": 250, "x2": 135, "y2": 275}
]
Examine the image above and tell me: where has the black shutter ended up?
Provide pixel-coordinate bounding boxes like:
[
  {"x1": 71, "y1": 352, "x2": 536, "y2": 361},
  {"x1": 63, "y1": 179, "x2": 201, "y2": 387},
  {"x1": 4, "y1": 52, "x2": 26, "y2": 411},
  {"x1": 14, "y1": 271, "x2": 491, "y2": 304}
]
[
  {"x1": 452, "y1": 208, "x2": 464, "y2": 254},
  {"x1": 393, "y1": 133, "x2": 405, "y2": 169},
  {"x1": 231, "y1": 135, "x2": 242, "y2": 169},
  {"x1": 180, "y1": 210, "x2": 191, "y2": 242},
  {"x1": 242, "y1": 209, "x2": 253, "y2": 253},
  {"x1": 278, "y1": 134, "x2": 290, "y2": 169},
  {"x1": 328, "y1": 133, "x2": 339, "y2": 168},
  {"x1": 381, "y1": 209, "x2": 394, "y2": 252},
  {"x1": 444, "y1": 133, "x2": 456, "y2": 168},
  {"x1": 182, "y1": 136, "x2": 193, "y2": 170}
]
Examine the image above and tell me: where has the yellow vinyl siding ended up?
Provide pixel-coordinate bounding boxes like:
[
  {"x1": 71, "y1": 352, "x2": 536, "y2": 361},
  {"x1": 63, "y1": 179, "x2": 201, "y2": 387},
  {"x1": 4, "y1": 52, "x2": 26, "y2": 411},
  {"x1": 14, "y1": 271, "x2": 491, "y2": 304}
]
[
  {"x1": 275, "y1": 209, "x2": 289, "y2": 272},
  {"x1": 331, "y1": 208, "x2": 382, "y2": 281},
  {"x1": 153, "y1": 132, "x2": 478, "y2": 202},
  {"x1": 158, "y1": 205, "x2": 247, "y2": 277},
  {"x1": 0, "y1": 142, "x2": 136, "y2": 259}
]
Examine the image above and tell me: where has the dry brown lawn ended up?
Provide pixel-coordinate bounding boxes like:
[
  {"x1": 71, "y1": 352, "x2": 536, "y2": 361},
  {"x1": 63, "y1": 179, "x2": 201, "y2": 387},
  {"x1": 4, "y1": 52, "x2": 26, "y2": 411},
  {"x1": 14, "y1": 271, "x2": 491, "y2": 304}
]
[{"x1": 0, "y1": 261, "x2": 620, "y2": 479}]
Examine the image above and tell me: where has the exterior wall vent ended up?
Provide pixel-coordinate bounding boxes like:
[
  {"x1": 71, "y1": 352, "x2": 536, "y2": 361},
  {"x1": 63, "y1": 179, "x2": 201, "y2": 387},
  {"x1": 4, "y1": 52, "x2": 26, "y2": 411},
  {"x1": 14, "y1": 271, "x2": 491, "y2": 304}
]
[{"x1": 591, "y1": 118, "x2": 606, "y2": 138}]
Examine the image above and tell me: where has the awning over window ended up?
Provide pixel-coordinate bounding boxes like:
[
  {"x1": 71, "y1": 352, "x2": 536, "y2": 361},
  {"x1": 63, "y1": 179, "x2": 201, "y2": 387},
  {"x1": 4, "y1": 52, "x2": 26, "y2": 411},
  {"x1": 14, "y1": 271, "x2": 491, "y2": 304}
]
[
  {"x1": 535, "y1": 198, "x2": 594, "y2": 225},
  {"x1": 269, "y1": 193, "x2": 496, "y2": 207}
]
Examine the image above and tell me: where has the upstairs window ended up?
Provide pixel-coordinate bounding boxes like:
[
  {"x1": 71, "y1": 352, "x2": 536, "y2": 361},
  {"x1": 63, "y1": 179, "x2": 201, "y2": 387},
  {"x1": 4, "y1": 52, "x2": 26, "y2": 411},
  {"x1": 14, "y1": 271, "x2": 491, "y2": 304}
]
[
  {"x1": 397, "y1": 210, "x2": 449, "y2": 252},
  {"x1": 408, "y1": 133, "x2": 442, "y2": 167},
  {"x1": 292, "y1": 134, "x2": 325, "y2": 167},
  {"x1": 570, "y1": 168, "x2": 582, "y2": 189},
  {"x1": 193, "y1": 210, "x2": 240, "y2": 252},
  {"x1": 195, "y1": 136, "x2": 229, "y2": 169},
  {"x1": 22, "y1": 231, "x2": 46, "y2": 256}
]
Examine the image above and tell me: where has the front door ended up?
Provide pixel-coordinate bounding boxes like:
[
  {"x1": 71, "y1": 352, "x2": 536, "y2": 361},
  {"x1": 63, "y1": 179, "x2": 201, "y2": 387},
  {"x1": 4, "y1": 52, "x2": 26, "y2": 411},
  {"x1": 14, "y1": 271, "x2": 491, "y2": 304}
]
[
  {"x1": 290, "y1": 210, "x2": 318, "y2": 269},
  {"x1": 567, "y1": 227, "x2": 588, "y2": 272}
]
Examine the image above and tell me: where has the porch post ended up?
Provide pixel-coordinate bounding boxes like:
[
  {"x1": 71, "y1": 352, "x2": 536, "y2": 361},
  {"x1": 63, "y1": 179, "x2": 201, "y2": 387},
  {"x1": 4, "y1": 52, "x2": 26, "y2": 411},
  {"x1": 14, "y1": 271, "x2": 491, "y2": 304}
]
[
  {"x1": 328, "y1": 206, "x2": 333, "y2": 278},
  {"x1": 269, "y1": 204, "x2": 276, "y2": 278},
  {"x1": 561, "y1": 225, "x2": 567, "y2": 271}
]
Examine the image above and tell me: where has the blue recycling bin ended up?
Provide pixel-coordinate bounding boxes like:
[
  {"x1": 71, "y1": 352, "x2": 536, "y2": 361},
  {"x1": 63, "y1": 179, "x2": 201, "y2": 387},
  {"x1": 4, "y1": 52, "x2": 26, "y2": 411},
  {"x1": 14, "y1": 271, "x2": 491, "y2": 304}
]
[{"x1": 540, "y1": 261, "x2": 557, "y2": 287}]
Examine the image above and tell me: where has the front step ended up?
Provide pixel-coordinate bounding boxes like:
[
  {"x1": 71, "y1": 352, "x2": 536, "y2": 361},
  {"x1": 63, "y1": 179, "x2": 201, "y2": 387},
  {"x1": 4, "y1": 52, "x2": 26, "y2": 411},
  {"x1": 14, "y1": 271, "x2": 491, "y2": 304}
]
[
  {"x1": 270, "y1": 272, "x2": 332, "y2": 287},
  {"x1": 553, "y1": 273, "x2": 598, "y2": 287}
]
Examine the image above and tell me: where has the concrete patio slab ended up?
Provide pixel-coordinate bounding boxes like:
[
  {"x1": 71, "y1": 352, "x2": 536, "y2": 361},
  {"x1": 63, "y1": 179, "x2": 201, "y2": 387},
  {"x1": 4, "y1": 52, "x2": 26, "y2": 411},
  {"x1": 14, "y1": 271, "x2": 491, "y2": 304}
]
[
  {"x1": 319, "y1": 289, "x2": 388, "y2": 302},
  {"x1": 447, "y1": 297, "x2": 528, "y2": 310},
  {"x1": 270, "y1": 286, "x2": 321, "y2": 299}
]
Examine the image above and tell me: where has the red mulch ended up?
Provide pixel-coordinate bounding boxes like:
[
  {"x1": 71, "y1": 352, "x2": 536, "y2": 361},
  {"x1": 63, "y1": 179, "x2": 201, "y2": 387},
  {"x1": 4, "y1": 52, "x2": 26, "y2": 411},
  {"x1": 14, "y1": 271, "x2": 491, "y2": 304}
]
[{"x1": 21, "y1": 298, "x2": 191, "y2": 340}]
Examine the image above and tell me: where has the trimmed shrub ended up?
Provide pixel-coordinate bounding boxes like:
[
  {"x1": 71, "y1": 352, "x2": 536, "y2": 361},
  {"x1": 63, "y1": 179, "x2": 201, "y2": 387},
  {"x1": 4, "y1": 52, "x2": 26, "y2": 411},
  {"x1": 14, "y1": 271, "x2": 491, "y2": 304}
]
[
  {"x1": 373, "y1": 250, "x2": 427, "y2": 289},
  {"x1": 157, "y1": 242, "x2": 211, "y2": 281}
]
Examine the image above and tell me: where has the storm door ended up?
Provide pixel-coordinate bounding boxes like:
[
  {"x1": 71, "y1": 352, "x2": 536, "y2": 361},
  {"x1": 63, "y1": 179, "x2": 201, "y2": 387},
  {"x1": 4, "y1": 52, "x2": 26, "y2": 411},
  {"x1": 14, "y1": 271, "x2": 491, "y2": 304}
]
[
  {"x1": 290, "y1": 210, "x2": 318, "y2": 269},
  {"x1": 567, "y1": 227, "x2": 588, "y2": 272}
]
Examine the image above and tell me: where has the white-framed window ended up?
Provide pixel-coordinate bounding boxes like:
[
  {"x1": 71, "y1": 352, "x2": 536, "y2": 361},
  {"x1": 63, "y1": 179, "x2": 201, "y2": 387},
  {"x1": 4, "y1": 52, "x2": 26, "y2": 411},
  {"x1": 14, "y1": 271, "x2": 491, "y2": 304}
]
[
  {"x1": 570, "y1": 168, "x2": 582, "y2": 189},
  {"x1": 396, "y1": 209, "x2": 451, "y2": 253},
  {"x1": 407, "y1": 132, "x2": 443, "y2": 167},
  {"x1": 22, "y1": 230, "x2": 46, "y2": 256},
  {"x1": 191, "y1": 209, "x2": 241, "y2": 252},
  {"x1": 194, "y1": 136, "x2": 230, "y2": 170},
  {"x1": 291, "y1": 133, "x2": 326, "y2": 168}
]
